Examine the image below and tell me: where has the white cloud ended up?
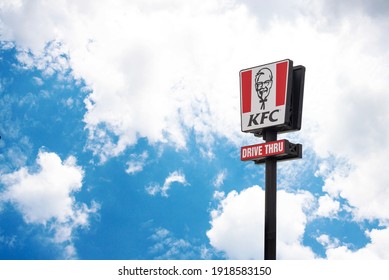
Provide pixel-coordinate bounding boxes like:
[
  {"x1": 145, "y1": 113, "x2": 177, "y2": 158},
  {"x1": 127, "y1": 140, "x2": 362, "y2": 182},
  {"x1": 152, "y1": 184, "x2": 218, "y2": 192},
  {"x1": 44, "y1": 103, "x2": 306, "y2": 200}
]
[
  {"x1": 316, "y1": 234, "x2": 340, "y2": 250},
  {"x1": 0, "y1": 0, "x2": 259, "y2": 161},
  {"x1": 32, "y1": 76, "x2": 43, "y2": 86},
  {"x1": 4, "y1": 0, "x2": 388, "y2": 187},
  {"x1": 63, "y1": 97, "x2": 74, "y2": 108},
  {"x1": 1, "y1": 1, "x2": 389, "y2": 157},
  {"x1": 324, "y1": 228, "x2": 389, "y2": 259},
  {"x1": 316, "y1": 227, "x2": 389, "y2": 260},
  {"x1": 290, "y1": 9, "x2": 389, "y2": 227},
  {"x1": 207, "y1": 185, "x2": 315, "y2": 259},
  {"x1": 212, "y1": 169, "x2": 227, "y2": 188},
  {"x1": 0, "y1": 150, "x2": 99, "y2": 258},
  {"x1": 1, "y1": 151, "x2": 83, "y2": 224},
  {"x1": 0, "y1": 93, "x2": 33, "y2": 172},
  {"x1": 0, "y1": 234, "x2": 16, "y2": 248},
  {"x1": 15, "y1": 41, "x2": 71, "y2": 79},
  {"x1": 145, "y1": 170, "x2": 188, "y2": 197},
  {"x1": 149, "y1": 227, "x2": 212, "y2": 259},
  {"x1": 316, "y1": 194, "x2": 340, "y2": 218},
  {"x1": 323, "y1": 153, "x2": 389, "y2": 222},
  {"x1": 125, "y1": 151, "x2": 149, "y2": 175},
  {"x1": 212, "y1": 191, "x2": 225, "y2": 201},
  {"x1": 151, "y1": 230, "x2": 191, "y2": 259}
]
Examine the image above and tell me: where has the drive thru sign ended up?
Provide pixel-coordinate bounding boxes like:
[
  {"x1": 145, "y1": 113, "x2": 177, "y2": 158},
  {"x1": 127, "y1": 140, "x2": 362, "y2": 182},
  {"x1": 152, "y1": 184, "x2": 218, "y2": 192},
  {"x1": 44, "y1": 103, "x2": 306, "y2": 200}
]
[
  {"x1": 240, "y1": 139, "x2": 302, "y2": 163},
  {"x1": 240, "y1": 59, "x2": 293, "y2": 134},
  {"x1": 241, "y1": 140, "x2": 286, "y2": 161}
]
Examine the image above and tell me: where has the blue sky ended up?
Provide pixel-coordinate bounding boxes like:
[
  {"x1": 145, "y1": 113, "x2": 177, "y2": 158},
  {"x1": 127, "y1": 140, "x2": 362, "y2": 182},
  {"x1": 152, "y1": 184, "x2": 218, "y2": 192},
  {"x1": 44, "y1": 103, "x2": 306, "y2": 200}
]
[{"x1": 1, "y1": 0, "x2": 389, "y2": 260}]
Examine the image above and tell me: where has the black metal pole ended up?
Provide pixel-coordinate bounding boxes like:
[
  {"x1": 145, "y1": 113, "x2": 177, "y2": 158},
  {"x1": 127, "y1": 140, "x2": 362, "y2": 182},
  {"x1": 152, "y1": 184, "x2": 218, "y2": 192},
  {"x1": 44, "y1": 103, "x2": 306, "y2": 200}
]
[{"x1": 263, "y1": 129, "x2": 277, "y2": 260}]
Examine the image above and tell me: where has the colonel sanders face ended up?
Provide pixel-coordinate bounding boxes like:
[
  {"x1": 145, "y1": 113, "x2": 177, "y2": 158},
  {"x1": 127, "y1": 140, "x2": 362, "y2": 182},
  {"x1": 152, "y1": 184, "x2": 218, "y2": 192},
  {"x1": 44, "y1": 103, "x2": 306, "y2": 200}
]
[{"x1": 255, "y1": 68, "x2": 273, "y2": 110}]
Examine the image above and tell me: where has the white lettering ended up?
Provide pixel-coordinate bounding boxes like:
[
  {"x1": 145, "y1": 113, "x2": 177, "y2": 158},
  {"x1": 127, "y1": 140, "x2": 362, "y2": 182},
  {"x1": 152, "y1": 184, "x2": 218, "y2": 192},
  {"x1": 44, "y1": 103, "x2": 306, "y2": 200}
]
[
  {"x1": 264, "y1": 141, "x2": 284, "y2": 155},
  {"x1": 266, "y1": 144, "x2": 274, "y2": 154},
  {"x1": 242, "y1": 149, "x2": 247, "y2": 158},
  {"x1": 253, "y1": 146, "x2": 262, "y2": 156},
  {"x1": 279, "y1": 141, "x2": 284, "y2": 153}
]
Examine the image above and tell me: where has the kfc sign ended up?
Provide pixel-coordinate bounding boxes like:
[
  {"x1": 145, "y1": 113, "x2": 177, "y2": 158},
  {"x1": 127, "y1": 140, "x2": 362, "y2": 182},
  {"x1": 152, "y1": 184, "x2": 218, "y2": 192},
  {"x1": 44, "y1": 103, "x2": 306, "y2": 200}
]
[{"x1": 240, "y1": 59, "x2": 293, "y2": 134}]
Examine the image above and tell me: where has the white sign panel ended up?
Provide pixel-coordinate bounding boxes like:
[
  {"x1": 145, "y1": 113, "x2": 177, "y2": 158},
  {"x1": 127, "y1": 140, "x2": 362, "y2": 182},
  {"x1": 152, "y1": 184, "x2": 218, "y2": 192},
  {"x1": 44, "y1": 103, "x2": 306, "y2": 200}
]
[{"x1": 240, "y1": 59, "x2": 292, "y2": 133}]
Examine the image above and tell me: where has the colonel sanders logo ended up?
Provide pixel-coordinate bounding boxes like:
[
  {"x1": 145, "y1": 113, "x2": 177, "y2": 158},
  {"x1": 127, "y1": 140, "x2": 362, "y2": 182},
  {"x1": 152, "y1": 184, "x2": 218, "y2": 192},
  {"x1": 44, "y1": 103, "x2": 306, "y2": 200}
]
[{"x1": 255, "y1": 67, "x2": 273, "y2": 110}]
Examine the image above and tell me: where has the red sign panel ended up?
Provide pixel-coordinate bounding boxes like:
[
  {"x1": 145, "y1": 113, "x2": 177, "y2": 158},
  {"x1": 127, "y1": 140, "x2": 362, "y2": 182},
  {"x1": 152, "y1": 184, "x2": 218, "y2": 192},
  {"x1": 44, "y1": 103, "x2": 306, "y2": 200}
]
[{"x1": 241, "y1": 140, "x2": 287, "y2": 161}]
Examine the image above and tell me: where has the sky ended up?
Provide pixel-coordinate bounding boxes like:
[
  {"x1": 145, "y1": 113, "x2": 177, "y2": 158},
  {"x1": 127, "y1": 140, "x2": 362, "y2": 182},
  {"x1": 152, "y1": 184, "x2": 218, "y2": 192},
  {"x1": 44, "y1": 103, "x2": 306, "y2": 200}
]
[{"x1": 1, "y1": 0, "x2": 389, "y2": 260}]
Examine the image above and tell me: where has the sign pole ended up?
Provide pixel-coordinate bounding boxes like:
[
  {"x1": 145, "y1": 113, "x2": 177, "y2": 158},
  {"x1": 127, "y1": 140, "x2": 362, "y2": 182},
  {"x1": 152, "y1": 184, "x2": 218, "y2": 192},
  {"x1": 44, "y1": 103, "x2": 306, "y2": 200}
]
[{"x1": 263, "y1": 129, "x2": 277, "y2": 260}]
